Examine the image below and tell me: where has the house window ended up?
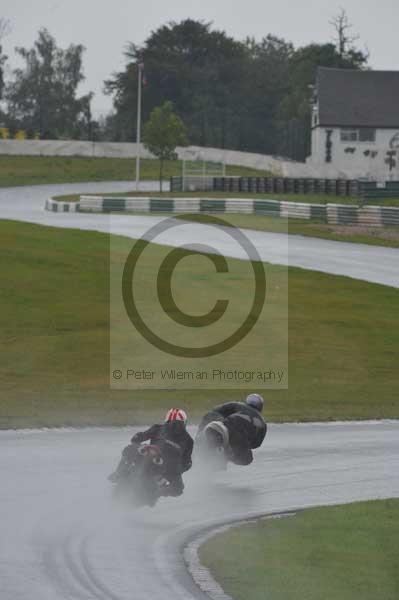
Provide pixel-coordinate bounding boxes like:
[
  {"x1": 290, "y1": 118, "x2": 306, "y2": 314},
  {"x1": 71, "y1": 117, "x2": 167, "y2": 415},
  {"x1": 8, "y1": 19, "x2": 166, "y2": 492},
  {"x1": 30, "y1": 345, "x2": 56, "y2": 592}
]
[
  {"x1": 359, "y1": 128, "x2": 376, "y2": 142},
  {"x1": 340, "y1": 128, "x2": 376, "y2": 142},
  {"x1": 340, "y1": 129, "x2": 358, "y2": 141}
]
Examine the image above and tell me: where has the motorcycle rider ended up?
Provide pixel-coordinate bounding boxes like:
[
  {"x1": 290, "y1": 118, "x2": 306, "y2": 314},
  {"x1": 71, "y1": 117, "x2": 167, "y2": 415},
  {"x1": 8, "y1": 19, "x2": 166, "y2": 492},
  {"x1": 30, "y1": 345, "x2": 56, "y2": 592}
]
[
  {"x1": 109, "y1": 408, "x2": 193, "y2": 497},
  {"x1": 197, "y1": 394, "x2": 266, "y2": 466}
]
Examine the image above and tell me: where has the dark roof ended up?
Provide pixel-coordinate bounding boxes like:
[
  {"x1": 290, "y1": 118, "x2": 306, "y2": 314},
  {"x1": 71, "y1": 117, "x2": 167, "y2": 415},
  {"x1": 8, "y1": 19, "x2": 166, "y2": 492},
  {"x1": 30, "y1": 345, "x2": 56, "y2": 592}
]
[{"x1": 317, "y1": 67, "x2": 399, "y2": 128}]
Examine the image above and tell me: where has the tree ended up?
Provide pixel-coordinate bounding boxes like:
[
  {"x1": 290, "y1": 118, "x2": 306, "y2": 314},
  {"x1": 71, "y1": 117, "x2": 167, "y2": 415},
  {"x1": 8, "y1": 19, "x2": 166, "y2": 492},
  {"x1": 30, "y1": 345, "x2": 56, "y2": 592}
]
[
  {"x1": 329, "y1": 9, "x2": 369, "y2": 64},
  {"x1": 0, "y1": 18, "x2": 11, "y2": 101},
  {"x1": 143, "y1": 101, "x2": 188, "y2": 191},
  {"x1": 243, "y1": 35, "x2": 294, "y2": 153},
  {"x1": 0, "y1": 45, "x2": 7, "y2": 102},
  {"x1": 6, "y1": 28, "x2": 92, "y2": 138},
  {"x1": 104, "y1": 19, "x2": 248, "y2": 148},
  {"x1": 330, "y1": 9, "x2": 358, "y2": 58}
]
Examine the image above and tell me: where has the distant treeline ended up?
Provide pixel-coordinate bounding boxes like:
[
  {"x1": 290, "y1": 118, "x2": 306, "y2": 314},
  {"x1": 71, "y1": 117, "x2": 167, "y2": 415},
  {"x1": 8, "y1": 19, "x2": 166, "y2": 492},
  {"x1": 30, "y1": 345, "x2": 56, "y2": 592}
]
[{"x1": 0, "y1": 14, "x2": 368, "y2": 160}]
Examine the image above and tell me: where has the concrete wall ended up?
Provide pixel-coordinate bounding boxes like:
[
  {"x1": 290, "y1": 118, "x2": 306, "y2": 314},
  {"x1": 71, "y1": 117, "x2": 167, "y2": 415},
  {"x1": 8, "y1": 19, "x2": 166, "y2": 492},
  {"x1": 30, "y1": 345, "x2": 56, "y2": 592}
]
[
  {"x1": 4, "y1": 137, "x2": 397, "y2": 180},
  {"x1": 0, "y1": 139, "x2": 154, "y2": 159},
  {"x1": 308, "y1": 127, "x2": 399, "y2": 180},
  {"x1": 0, "y1": 139, "x2": 310, "y2": 177}
]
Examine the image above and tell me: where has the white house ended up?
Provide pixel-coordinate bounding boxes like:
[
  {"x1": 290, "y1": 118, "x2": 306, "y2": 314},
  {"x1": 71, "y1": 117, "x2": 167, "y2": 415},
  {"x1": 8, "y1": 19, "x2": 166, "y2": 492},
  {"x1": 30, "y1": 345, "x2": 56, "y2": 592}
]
[{"x1": 307, "y1": 67, "x2": 399, "y2": 180}]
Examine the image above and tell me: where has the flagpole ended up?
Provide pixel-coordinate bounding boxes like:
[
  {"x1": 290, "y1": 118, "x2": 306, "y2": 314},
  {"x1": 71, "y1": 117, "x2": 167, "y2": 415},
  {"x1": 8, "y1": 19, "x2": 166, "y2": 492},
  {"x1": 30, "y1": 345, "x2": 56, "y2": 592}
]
[{"x1": 135, "y1": 62, "x2": 143, "y2": 191}]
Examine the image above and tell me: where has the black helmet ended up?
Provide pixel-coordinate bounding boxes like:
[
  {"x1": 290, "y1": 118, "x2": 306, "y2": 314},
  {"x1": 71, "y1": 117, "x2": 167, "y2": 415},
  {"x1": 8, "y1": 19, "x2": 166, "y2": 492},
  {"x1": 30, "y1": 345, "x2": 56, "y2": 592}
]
[{"x1": 245, "y1": 393, "x2": 264, "y2": 412}]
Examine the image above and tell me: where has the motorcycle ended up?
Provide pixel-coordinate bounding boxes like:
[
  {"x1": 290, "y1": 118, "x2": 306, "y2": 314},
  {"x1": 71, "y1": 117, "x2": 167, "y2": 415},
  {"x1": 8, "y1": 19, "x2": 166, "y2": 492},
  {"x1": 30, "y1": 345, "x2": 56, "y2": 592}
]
[{"x1": 110, "y1": 443, "x2": 169, "y2": 507}]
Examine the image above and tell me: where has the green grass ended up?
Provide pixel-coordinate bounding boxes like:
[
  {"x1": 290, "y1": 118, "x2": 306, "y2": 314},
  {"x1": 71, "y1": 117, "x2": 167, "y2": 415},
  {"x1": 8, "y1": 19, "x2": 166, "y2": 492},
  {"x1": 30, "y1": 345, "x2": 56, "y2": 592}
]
[
  {"x1": 200, "y1": 499, "x2": 399, "y2": 600},
  {"x1": 1, "y1": 220, "x2": 398, "y2": 428},
  {"x1": 0, "y1": 155, "x2": 270, "y2": 187},
  {"x1": 206, "y1": 213, "x2": 399, "y2": 248}
]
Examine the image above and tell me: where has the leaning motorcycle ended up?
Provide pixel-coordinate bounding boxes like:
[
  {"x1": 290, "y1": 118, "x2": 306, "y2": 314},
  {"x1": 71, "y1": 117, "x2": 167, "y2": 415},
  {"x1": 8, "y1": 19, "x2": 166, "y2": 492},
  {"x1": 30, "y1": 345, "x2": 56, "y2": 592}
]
[{"x1": 110, "y1": 443, "x2": 168, "y2": 507}]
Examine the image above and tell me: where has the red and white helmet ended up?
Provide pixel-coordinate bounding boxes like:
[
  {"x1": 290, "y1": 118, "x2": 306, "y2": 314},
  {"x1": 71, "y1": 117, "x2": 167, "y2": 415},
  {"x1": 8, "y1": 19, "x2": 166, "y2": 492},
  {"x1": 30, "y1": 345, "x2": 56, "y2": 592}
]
[{"x1": 165, "y1": 408, "x2": 187, "y2": 424}]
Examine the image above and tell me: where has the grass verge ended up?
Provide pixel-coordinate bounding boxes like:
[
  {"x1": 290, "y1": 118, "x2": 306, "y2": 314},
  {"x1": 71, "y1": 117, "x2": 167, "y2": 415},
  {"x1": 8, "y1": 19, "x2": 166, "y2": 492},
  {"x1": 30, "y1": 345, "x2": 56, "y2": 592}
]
[
  {"x1": 1, "y1": 220, "x2": 398, "y2": 428},
  {"x1": 0, "y1": 155, "x2": 270, "y2": 187},
  {"x1": 200, "y1": 499, "x2": 399, "y2": 600},
  {"x1": 205, "y1": 213, "x2": 399, "y2": 248}
]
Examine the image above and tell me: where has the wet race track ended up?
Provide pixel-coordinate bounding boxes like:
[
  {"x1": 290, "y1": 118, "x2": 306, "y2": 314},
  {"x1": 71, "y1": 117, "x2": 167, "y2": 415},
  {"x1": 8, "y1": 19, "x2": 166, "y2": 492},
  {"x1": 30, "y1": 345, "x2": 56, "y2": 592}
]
[{"x1": 0, "y1": 423, "x2": 398, "y2": 600}]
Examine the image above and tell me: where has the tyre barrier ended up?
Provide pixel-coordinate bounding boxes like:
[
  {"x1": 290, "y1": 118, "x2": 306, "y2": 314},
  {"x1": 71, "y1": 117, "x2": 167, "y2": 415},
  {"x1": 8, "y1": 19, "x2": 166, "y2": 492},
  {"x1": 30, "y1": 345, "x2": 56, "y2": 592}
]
[
  {"x1": 171, "y1": 176, "x2": 363, "y2": 197},
  {"x1": 46, "y1": 196, "x2": 399, "y2": 227}
]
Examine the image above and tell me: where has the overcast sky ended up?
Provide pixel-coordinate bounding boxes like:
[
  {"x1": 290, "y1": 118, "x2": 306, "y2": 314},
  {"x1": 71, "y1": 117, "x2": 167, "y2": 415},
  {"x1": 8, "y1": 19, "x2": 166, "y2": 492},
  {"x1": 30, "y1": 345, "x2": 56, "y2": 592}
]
[{"x1": 1, "y1": 0, "x2": 398, "y2": 116}]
